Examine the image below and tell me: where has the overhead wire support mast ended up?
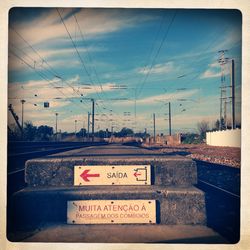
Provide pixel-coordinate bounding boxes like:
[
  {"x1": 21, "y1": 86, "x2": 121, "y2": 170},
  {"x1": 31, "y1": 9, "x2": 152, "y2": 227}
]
[
  {"x1": 153, "y1": 113, "x2": 156, "y2": 143},
  {"x1": 231, "y1": 59, "x2": 236, "y2": 129},
  {"x1": 218, "y1": 50, "x2": 229, "y2": 130},
  {"x1": 91, "y1": 98, "x2": 95, "y2": 142},
  {"x1": 21, "y1": 99, "x2": 26, "y2": 139},
  {"x1": 166, "y1": 27, "x2": 237, "y2": 103},
  {"x1": 55, "y1": 113, "x2": 58, "y2": 141},
  {"x1": 87, "y1": 112, "x2": 90, "y2": 139},
  {"x1": 168, "y1": 102, "x2": 172, "y2": 136}
]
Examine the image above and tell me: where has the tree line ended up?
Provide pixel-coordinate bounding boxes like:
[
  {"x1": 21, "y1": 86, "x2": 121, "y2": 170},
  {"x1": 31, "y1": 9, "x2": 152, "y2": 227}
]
[
  {"x1": 183, "y1": 118, "x2": 241, "y2": 144},
  {"x1": 8, "y1": 121, "x2": 54, "y2": 141},
  {"x1": 8, "y1": 122, "x2": 148, "y2": 141},
  {"x1": 8, "y1": 118, "x2": 240, "y2": 143}
]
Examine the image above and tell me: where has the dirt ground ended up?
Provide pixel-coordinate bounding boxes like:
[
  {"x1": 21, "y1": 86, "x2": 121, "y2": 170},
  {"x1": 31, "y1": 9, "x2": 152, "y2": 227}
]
[{"x1": 145, "y1": 144, "x2": 241, "y2": 168}]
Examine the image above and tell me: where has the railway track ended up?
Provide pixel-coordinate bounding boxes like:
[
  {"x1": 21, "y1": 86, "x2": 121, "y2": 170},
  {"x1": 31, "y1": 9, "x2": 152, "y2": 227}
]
[
  {"x1": 198, "y1": 179, "x2": 240, "y2": 199},
  {"x1": 193, "y1": 160, "x2": 240, "y2": 243},
  {"x1": 8, "y1": 153, "x2": 240, "y2": 199},
  {"x1": 7, "y1": 143, "x2": 240, "y2": 243},
  {"x1": 7, "y1": 141, "x2": 108, "y2": 194},
  {"x1": 194, "y1": 159, "x2": 240, "y2": 197}
]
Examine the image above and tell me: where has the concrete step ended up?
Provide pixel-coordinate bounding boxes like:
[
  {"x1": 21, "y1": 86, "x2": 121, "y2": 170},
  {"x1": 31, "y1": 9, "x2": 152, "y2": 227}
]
[
  {"x1": 8, "y1": 223, "x2": 227, "y2": 243},
  {"x1": 25, "y1": 155, "x2": 197, "y2": 187},
  {"x1": 9, "y1": 186, "x2": 206, "y2": 228}
]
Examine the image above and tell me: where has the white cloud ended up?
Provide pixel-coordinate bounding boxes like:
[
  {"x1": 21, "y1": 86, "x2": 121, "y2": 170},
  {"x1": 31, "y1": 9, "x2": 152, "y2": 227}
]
[
  {"x1": 68, "y1": 75, "x2": 80, "y2": 84},
  {"x1": 209, "y1": 62, "x2": 220, "y2": 68},
  {"x1": 200, "y1": 60, "x2": 230, "y2": 79},
  {"x1": 137, "y1": 62, "x2": 175, "y2": 75},
  {"x1": 115, "y1": 89, "x2": 199, "y2": 107},
  {"x1": 200, "y1": 69, "x2": 221, "y2": 79},
  {"x1": 8, "y1": 77, "x2": 127, "y2": 114},
  {"x1": 9, "y1": 78, "x2": 59, "y2": 99},
  {"x1": 172, "y1": 113, "x2": 218, "y2": 128},
  {"x1": 10, "y1": 9, "x2": 157, "y2": 49},
  {"x1": 8, "y1": 44, "x2": 105, "y2": 71},
  {"x1": 139, "y1": 89, "x2": 199, "y2": 104},
  {"x1": 214, "y1": 27, "x2": 242, "y2": 52},
  {"x1": 9, "y1": 9, "x2": 157, "y2": 72},
  {"x1": 37, "y1": 47, "x2": 88, "y2": 59}
]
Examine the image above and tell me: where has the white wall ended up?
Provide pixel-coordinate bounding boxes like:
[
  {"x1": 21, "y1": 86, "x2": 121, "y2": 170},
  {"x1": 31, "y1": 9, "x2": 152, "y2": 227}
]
[{"x1": 206, "y1": 129, "x2": 241, "y2": 147}]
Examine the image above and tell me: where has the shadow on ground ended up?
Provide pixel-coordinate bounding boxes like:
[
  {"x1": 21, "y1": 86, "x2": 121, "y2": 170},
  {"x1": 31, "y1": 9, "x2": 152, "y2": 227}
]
[{"x1": 196, "y1": 181, "x2": 240, "y2": 243}]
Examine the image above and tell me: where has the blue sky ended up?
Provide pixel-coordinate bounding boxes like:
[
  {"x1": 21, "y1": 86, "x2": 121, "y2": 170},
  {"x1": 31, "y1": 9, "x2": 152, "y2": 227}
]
[{"x1": 8, "y1": 8, "x2": 242, "y2": 134}]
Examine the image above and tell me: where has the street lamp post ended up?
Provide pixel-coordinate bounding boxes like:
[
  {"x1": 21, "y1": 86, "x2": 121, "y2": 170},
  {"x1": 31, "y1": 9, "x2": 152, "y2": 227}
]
[
  {"x1": 21, "y1": 99, "x2": 26, "y2": 139},
  {"x1": 75, "y1": 120, "x2": 77, "y2": 136},
  {"x1": 91, "y1": 99, "x2": 95, "y2": 142},
  {"x1": 87, "y1": 112, "x2": 90, "y2": 139},
  {"x1": 168, "y1": 102, "x2": 171, "y2": 136},
  {"x1": 82, "y1": 120, "x2": 85, "y2": 140},
  {"x1": 55, "y1": 113, "x2": 58, "y2": 141},
  {"x1": 153, "y1": 113, "x2": 156, "y2": 143}
]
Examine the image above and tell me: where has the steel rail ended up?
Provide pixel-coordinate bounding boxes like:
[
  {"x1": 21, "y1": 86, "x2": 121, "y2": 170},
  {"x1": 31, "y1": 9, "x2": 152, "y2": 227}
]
[
  {"x1": 198, "y1": 179, "x2": 240, "y2": 199},
  {"x1": 8, "y1": 168, "x2": 25, "y2": 176},
  {"x1": 8, "y1": 145, "x2": 85, "y2": 157},
  {"x1": 194, "y1": 159, "x2": 240, "y2": 169}
]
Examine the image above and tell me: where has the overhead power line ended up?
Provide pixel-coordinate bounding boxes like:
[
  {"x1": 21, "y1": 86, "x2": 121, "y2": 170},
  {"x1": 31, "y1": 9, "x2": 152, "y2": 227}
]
[
  {"x1": 10, "y1": 26, "x2": 91, "y2": 107},
  {"x1": 137, "y1": 13, "x2": 166, "y2": 82},
  {"x1": 136, "y1": 10, "x2": 178, "y2": 98},
  {"x1": 56, "y1": 9, "x2": 104, "y2": 102},
  {"x1": 72, "y1": 12, "x2": 122, "y2": 119},
  {"x1": 9, "y1": 49, "x2": 88, "y2": 113},
  {"x1": 56, "y1": 9, "x2": 114, "y2": 123},
  {"x1": 10, "y1": 25, "x2": 111, "y2": 123},
  {"x1": 73, "y1": 13, "x2": 107, "y2": 99},
  {"x1": 9, "y1": 49, "x2": 88, "y2": 112}
]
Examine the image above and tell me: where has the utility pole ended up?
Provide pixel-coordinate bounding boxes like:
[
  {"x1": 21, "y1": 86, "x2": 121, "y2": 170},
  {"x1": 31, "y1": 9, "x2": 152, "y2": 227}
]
[
  {"x1": 224, "y1": 101, "x2": 227, "y2": 128},
  {"x1": 153, "y1": 113, "x2": 156, "y2": 143},
  {"x1": 218, "y1": 50, "x2": 229, "y2": 130},
  {"x1": 8, "y1": 104, "x2": 22, "y2": 133},
  {"x1": 87, "y1": 112, "x2": 90, "y2": 139},
  {"x1": 55, "y1": 113, "x2": 58, "y2": 141},
  {"x1": 168, "y1": 102, "x2": 172, "y2": 136},
  {"x1": 109, "y1": 109, "x2": 113, "y2": 137},
  {"x1": 82, "y1": 120, "x2": 85, "y2": 140},
  {"x1": 134, "y1": 88, "x2": 137, "y2": 133},
  {"x1": 144, "y1": 128, "x2": 147, "y2": 140},
  {"x1": 91, "y1": 99, "x2": 95, "y2": 142},
  {"x1": 231, "y1": 59, "x2": 236, "y2": 129},
  {"x1": 21, "y1": 99, "x2": 25, "y2": 139},
  {"x1": 75, "y1": 120, "x2": 77, "y2": 136}
]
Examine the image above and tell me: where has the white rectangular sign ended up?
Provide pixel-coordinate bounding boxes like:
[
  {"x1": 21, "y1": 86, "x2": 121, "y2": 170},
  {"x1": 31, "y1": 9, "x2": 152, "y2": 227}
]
[
  {"x1": 74, "y1": 165, "x2": 151, "y2": 186},
  {"x1": 67, "y1": 200, "x2": 156, "y2": 224}
]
